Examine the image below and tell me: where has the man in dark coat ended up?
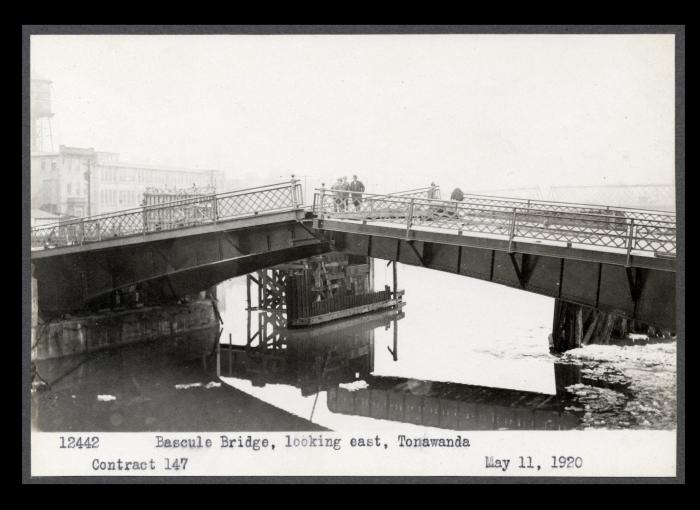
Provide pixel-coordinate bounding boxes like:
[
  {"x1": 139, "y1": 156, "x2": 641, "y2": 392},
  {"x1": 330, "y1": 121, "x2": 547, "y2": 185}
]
[{"x1": 349, "y1": 175, "x2": 365, "y2": 210}]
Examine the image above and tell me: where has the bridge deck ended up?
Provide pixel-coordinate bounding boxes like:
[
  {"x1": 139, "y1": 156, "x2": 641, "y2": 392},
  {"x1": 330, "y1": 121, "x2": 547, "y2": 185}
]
[
  {"x1": 31, "y1": 180, "x2": 305, "y2": 255},
  {"x1": 313, "y1": 218, "x2": 675, "y2": 272},
  {"x1": 28, "y1": 183, "x2": 677, "y2": 329},
  {"x1": 312, "y1": 189, "x2": 676, "y2": 263}
]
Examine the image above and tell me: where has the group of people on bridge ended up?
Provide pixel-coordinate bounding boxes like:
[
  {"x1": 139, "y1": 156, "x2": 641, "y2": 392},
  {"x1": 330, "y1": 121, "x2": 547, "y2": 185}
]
[{"x1": 331, "y1": 175, "x2": 366, "y2": 212}]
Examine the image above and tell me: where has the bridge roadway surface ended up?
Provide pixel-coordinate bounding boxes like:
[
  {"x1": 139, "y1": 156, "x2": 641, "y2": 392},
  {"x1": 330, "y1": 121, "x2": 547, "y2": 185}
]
[{"x1": 29, "y1": 181, "x2": 677, "y2": 330}]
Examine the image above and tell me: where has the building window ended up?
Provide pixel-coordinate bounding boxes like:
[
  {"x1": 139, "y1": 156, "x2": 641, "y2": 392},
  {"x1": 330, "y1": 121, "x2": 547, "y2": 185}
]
[
  {"x1": 51, "y1": 161, "x2": 57, "y2": 172},
  {"x1": 41, "y1": 160, "x2": 46, "y2": 171},
  {"x1": 67, "y1": 182, "x2": 72, "y2": 194}
]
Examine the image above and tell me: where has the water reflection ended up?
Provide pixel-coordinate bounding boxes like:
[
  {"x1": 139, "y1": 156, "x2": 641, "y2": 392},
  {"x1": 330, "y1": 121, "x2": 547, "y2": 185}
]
[
  {"x1": 33, "y1": 263, "x2": 671, "y2": 432},
  {"x1": 221, "y1": 310, "x2": 390, "y2": 396},
  {"x1": 32, "y1": 326, "x2": 326, "y2": 432},
  {"x1": 219, "y1": 306, "x2": 584, "y2": 431}
]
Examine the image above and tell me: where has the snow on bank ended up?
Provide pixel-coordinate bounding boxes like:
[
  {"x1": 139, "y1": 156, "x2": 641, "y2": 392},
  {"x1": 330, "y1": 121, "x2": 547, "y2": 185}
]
[
  {"x1": 562, "y1": 342, "x2": 676, "y2": 367},
  {"x1": 174, "y1": 381, "x2": 222, "y2": 390}
]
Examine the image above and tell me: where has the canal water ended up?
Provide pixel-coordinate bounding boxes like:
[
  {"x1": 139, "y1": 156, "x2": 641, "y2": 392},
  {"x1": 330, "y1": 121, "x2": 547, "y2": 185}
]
[{"x1": 32, "y1": 262, "x2": 677, "y2": 432}]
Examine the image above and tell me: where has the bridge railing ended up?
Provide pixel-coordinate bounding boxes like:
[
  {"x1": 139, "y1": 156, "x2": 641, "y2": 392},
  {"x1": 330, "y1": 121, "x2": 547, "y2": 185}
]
[
  {"x1": 456, "y1": 192, "x2": 675, "y2": 225},
  {"x1": 313, "y1": 190, "x2": 676, "y2": 257},
  {"x1": 31, "y1": 179, "x2": 303, "y2": 249},
  {"x1": 388, "y1": 185, "x2": 441, "y2": 200}
]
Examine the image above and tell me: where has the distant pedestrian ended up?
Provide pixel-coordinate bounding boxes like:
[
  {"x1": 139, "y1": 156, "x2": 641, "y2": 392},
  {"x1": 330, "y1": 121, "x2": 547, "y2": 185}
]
[
  {"x1": 341, "y1": 176, "x2": 350, "y2": 210},
  {"x1": 428, "y1": 182, "x2": 438, "y2": 199},
  {"x1": 450, "y1": 187, "x2": 465, "y2": 201},
  {"x1": 447, "y1": 187, "x2": 466, "y2": 218},
  {"x1": 331, "y1": 178, "x2": 344, "y2": 212},
  {"x1": 349, "y1": 175, "x2": 365, "y2": 211}
]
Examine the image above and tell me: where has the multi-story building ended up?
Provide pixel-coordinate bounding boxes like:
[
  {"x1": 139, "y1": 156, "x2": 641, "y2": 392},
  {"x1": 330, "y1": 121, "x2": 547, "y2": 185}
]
[
  {"x1": 30, "y1": 73, "x2": 235, "y2": 219},
  {"x1": 31, "y1": 145, "x2": 224, "y2": 217}
]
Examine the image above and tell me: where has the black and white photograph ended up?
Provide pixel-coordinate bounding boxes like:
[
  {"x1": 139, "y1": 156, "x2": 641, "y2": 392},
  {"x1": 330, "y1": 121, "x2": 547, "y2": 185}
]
[{"x1": 23, "y1": 26, "x2": 683, "y2": 481}]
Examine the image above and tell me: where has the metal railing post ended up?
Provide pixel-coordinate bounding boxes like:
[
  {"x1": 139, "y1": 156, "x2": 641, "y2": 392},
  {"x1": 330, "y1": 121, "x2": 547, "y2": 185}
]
[
  {"x1": 290, "y1": 174, "x2": 299, "y2": 208},
  {"x1": 318, "y1": 183, "x2": 326, "y2": 218},
  {"x1": 626, "y1": 218, "x2": 635, "y2": 267},
  {"x1": 406, "y1": 198, "x2": 415, "y2": 237},
  {"x1": 80, "y1": 220, "x2": 85, "y2": 245},
  {"x1": 508, "y1": 207, "x2": 518, "y2": 252}
]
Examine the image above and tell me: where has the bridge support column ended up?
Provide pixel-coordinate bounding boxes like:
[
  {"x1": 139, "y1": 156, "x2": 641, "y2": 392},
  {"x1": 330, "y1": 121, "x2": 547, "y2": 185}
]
[
  {"x1": 551, "y1": 299, "x2": 620, "y2": 353},
  {"x1": 551, "y1": 299, "x2": 580, "y2": 352},
  {"x1": 550, "y1": 299, "x2": 666, "y2": 353}
]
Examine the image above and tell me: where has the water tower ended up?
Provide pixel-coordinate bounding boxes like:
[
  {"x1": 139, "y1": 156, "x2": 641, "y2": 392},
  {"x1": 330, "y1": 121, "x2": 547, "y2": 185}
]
[{"x1": 30, "y1": 72, "x2": 54, "y2": 153}]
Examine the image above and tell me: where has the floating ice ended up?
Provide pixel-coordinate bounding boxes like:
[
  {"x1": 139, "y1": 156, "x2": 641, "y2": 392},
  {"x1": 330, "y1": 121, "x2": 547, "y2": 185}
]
[
  {"x1": 205, "y1": 381, "x2": 221, "y2": 389},
  {"x1": 97, "y1": 394, "x2": 116, "y2": 402},
  {"x1": 628, "y1": 333, "x2": 649, "y2": 341},
  {"x1": 174, "y1": 382, "x2": 202, "y2": 390},
  {"x1": 338, "y1": 380, "x2": 369, "y2": 392}
]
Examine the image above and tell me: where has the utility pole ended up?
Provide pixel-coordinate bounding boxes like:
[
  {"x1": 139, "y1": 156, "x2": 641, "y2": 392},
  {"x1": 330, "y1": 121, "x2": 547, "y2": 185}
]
[
  {"x1": 86, "y1": 159, "x2": 92, "y2": 217},
  {"x1": 84, "y1": 156, "x2": 94, "y2": 217}
]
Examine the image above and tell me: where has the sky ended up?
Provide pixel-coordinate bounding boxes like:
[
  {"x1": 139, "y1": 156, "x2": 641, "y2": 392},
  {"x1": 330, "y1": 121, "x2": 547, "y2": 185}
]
[{"x1": 30, "y1": 34, "x2": 675, "y2": 194}]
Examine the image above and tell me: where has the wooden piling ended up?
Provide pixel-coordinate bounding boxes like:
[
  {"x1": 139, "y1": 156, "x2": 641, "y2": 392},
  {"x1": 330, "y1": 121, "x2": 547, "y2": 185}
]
[
  {"x1": 600, "y1": 314, "x2": 616, "y2": 345},
  {"x1": 246, "y1": 275, "x2": 251, "y2": 310},
  {"x1": 574, "y1": 307, "x2": 583, "y2": 348},
  {"x1": 582, "y1": 310, "x2": 601, "y2": 345}
]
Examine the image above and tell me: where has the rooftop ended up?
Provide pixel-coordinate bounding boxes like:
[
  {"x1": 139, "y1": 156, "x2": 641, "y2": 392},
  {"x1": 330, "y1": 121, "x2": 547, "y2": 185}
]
[{"x1": 31, "y1": 209, "x2": 61, "y2": 220}]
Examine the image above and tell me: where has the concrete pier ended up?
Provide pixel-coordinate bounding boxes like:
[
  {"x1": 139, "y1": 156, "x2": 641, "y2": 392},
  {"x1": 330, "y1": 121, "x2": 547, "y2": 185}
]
[{"x1": 32, "y1": 299, "x2": 218, "y2": 360}]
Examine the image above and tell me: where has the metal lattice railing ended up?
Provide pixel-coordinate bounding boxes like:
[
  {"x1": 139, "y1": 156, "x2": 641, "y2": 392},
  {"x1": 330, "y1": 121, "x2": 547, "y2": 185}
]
[
  {"x1": 456, "y1": 192, "x2": 675, "y2": 224},
  {"x1": 31, "y1": 180, "x2": 303, "y2": 250},
  {"x1": 388, "y1": 185, "x2": 441, "y2": 200},
  {"x1": 313, "y1": 189, "x2": 677, "y2": 258}
]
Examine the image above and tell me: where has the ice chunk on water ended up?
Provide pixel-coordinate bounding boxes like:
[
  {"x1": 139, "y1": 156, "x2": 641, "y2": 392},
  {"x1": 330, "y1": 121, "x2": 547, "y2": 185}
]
[
  {"x1": 174, "y1": 382, "x2": 202, "y2": 390},
  {"x1": 97, "y1": 394, "x2": 116, "y2": 402},
  {"x1": 628, "y1": 333, "x2": 649, "y2": 341},
  {"x1": 205, "y1": 381, "x2": 221, "y2": 389},
  {"x1": 338, "y1": 380, "x2": 369, "y2": 392}
]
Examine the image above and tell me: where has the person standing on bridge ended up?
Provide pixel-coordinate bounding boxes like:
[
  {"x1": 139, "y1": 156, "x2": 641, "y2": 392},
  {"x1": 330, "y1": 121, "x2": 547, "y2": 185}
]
[
  {"x1": 448, "y1": 187, "x2": 465, "y2": 218},
  {"x1": 340, "y1": 176, "x2": 351, "y2": 211},
  {"x1": 450, "y1": 187, "x2": 464, "y2": 202},
  {"x1": 331, "y1": 178, "x2": 344, "y2": 212},
  {"x1": 349, "y1": 175, "x2": 365, "y2": 211},
  {"x1": 428, "y1": 182, "x2": 438, "y2": 199}
]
